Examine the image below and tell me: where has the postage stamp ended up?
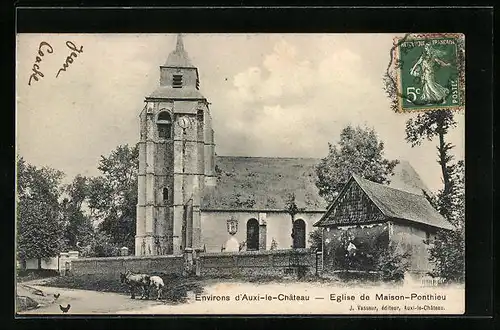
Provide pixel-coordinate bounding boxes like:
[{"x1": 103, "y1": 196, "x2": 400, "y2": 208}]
[
  {"x1": 387, "y1": 33, "x2": 465, "y2": 113},
  {"x1": 16, "y1": 33, "x2": 465, "y2": 316}
]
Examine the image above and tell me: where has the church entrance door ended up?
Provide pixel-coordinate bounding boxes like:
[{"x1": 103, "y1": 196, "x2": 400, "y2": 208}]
[
  {"x1": 246, "y1": 219, "x2": 259, "y2": 251},
  {"x1": 292, "y1": 219, "x2": 306, "y2": 249}
]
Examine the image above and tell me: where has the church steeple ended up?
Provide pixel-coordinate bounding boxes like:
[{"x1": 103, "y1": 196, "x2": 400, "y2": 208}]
[
  {"x1": 165, "y1": 33, "x2": 195, "y2": 68},
  {"x1": 176, "y1": 33, "x2": 185, "y2": 52},
  {"x1": 153, "y1": 34, "x2": 202, "y2": 92}
]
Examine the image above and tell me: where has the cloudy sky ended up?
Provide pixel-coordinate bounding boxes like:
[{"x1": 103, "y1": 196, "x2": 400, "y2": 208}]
[{"x1": 16, "y1": 33, "x2": 464, "y2": 193}]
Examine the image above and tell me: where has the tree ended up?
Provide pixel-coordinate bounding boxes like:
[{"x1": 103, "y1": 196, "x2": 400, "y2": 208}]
[
  {"x1": 87, "y1": 144, "x2": 138, "y2": 253},
  {"x1": 61, "y1": 175, "x2": 94, "y2": 250},
  {"x1": 315, "y1": 125, "x2": 399, "y2": 203},
  {"x1": 405, "y1": 110, "x2": 459, "y2": 222},
  {"x1": 428, "y1": 160, "x2": 465, "y2": 282},
  {"x1": 17, "y1": 158, "x2": 65, "y2": 269},
  {"x1": 403, "y1": 109, "x2": 464, "y2": 282}
]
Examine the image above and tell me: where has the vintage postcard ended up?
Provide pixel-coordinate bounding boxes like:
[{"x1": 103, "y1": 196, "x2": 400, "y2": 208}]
[{"x1": 16, "y1": 33, "x2": 465, "y2": 315}]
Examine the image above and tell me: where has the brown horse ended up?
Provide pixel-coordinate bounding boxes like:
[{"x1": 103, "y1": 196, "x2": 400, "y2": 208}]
[{"x1": 119, "y1": 270, "x2": 151, "y2": 299}]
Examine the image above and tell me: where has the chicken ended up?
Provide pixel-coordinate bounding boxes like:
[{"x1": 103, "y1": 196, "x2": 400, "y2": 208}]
[
  {"x1": 53, "y1": 293, "x2": 60, "y2": 300},
  {"x1": 59, "y1": 304, "x2": 71, "y2": 313}
]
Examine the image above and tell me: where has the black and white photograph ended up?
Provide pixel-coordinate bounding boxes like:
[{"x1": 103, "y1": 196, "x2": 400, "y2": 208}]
[{"x1": 15, "y1": 33, "x2": 466, "y2": 315}]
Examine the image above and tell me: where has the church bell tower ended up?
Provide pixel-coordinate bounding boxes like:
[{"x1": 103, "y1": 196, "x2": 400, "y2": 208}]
[{"x1": 135, "y1": 34, "x2": 216, "y2": 256}]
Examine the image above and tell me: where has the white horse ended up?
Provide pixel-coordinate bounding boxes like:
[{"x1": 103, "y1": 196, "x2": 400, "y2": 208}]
[{"x1": 149, "y1": 276, "x2": 165, "y2": 300}]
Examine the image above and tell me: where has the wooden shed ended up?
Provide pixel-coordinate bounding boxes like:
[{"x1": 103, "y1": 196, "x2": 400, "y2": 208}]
[{"x1": 313, "y1": 174, "x2": 454, "y2": 274}]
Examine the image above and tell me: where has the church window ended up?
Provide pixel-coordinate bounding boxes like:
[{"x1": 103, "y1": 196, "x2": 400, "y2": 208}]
[
  {"x1": 246, "y1": 219, "x2": 259, "y2": 251},
  {"x1": 157, "y1": 111, "x2": 172, "y2": 139},
  {"x1": 163, "y1": 187, "x2": 169, "y2": 203},
  {"x1": 173, "y1": 74, "x2": 183, "y2": 88}
]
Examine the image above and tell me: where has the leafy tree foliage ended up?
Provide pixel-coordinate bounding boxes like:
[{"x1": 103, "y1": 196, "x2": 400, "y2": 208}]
[
  {"x1": 315, "y1": 125, "x2": 398, "y2": 203},
  {"x1": 404, "y1": 109, "x2": 464, "y2": 282},
  {"x1": 87, "y1": 144, "x2": 138, "y2": 253},
  {"x1": 428, "y1": 160, "x2": 465, "y2": 282},
  {"x1": 17, "y1": 158, "x2": 65, "y2": 268},
  {"x1": 405, "y1": 110, "x2": 458, "y2": 221},
  {"x1": 308, "y1": 229, "x2": 322, "y2": 251},
  {"x1": 61, "y1": 175, "x2": 94, "y2": 250},
  {"x1": 374, "y1": 244, "x2": 411, "y2": 282}
]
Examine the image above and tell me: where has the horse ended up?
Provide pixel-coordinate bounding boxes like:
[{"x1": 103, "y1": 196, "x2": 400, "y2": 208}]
[
  {"x1": 119, "y1": 270, "x2": 151, "y2": 299},
  {"x1": 148, "y1": 276, "x2": 165, "y2": 300}
]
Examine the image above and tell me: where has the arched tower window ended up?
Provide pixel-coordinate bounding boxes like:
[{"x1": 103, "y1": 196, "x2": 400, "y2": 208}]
[
  {"x1": 246, "y1": 219, "x2": 259, "y2": 251},
  {"x1": 157, "y1": 111, "x2": 172, "y2": 139},
  {"x1": 162, "y1": 187, "x2": 169, "y2": 203},
  {"x1": 292, "y1": 219, "x2": 306, "y2": 249}
]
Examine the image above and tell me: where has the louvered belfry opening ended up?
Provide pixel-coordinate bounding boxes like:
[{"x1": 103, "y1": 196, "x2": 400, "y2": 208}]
[{"x1": 173, "y1": 74, "x2": 183, "y2": 88}]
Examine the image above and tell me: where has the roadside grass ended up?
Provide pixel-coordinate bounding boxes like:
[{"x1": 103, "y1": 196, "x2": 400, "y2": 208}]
[
  {"x1": 41, "y1": 273, "x2": 205, "y2": 304},
  {"x1": 16, "y1": 269, "x2": 59, "y2": 283}
]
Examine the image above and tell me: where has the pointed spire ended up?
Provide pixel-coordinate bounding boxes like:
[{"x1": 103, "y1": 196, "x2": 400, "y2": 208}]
[
  {"x1": 176, "y1": 33, "x2": 185, "y2": 52},
  {"x1": 164, "y1": 33, "x2": 194, "y2": 67}
]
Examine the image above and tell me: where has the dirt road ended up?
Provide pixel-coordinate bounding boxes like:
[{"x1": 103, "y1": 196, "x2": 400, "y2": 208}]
[{"x1": 17, "y1": 281, "x2": 165, "y2": 315}]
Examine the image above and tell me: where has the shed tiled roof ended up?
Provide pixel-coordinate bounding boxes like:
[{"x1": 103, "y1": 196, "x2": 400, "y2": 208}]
[{"x1": 315, "y1": 174, "x2": 454, "y2": 230}]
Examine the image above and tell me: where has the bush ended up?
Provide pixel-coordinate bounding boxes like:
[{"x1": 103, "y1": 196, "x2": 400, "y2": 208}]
[
  {"x1": 17, "y1": 269, "x2": 59, "y2": 282},
  {"x1": 374, "y1": 244, "x2": 411, "y2": 282},
  {"x1": 308, "y1": 229, "x2": 322, "y2": 251},
  {"x1": 428, "y1": 228, "x2": 465, "y2": 283},
  {"x1": 270, "y1": 238, "x2": 278, "y2": 250},
  {"x1": 80, "y1": 232, "x2": 121, "y2": 257}
]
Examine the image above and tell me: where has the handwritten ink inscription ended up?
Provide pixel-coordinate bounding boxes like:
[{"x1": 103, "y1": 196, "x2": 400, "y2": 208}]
[
  {"x1": 28, "y1": 42, "x2": 54, "y2": 86},
  {"x1": 28, "y1": 40, "x2": 84, "y2": 86},
  {"x1": 56, "y1": 41, "x2": 84, "y2": 78}
]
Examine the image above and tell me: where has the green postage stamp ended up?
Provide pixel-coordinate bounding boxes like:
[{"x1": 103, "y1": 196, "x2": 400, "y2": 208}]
[{"x1": 387, "y1": 33, "x2": 465, "y2": 113}]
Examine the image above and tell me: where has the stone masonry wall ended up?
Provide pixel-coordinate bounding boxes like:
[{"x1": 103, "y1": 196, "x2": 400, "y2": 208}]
[{"x1": 68, "y1": 249, "x2": 318, "y2": 278}]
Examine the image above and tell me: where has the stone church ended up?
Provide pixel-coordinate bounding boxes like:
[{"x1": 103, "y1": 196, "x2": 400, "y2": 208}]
[{"x1": 135, "y1": 35, "x2": 432, "y2": 256}]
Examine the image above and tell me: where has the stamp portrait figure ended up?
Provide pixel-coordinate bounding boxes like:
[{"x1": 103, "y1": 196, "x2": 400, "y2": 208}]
[{"x1": 409, "y1": 43, "x2": 452, "y2": 105}]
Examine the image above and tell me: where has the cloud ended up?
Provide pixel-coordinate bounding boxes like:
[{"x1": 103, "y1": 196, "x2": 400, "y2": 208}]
[
  {"x1": 219, "y1": 39, "x2": 385, "y2": 158},
  {"x1": 230, "y1": 40, "x2": 314, "y2": 103},
  {"x1": 16, "y1": 34, "x2": 464, "y2": 193}
]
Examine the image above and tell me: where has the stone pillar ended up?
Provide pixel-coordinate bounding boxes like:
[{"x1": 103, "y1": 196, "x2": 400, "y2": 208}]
[
  {"x1": 135, "y1": 109, "x2": 148, "y2": 256},
  {"x1": 183, "y1": 248, "x2": 195, "y2": 276},
  {"x1": 192, "y1": 206, "x2": 202, "y2": 251},
  {"x1": 259, "y1": 224, "x2": 267, "y2": 251},
  {"x1": 258, "y1": 213, "x2": 267, "y2": 250}
]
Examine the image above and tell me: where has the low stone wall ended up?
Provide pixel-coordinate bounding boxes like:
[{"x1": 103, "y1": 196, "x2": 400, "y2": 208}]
[
  {"x1": 198, "y1": 249, "x2": 317, "y2": 277},
  {"x1": 69, "y1": 249, "x2": 319, "y2": 278},
  {"x1": 70, "y1": 255, "x2": 185, "y2": 276}
]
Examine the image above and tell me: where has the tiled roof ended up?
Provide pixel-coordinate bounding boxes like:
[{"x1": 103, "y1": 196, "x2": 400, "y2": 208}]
[
  {"x1": 200, "y1": 157, "x2": 435, "y2": 215},
  {"x1": 315, "y1": 174, "x2": 454, "y2": 230},
  {"x1": 201, "y1": 156, "x2": 328, "y2": 211}
]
